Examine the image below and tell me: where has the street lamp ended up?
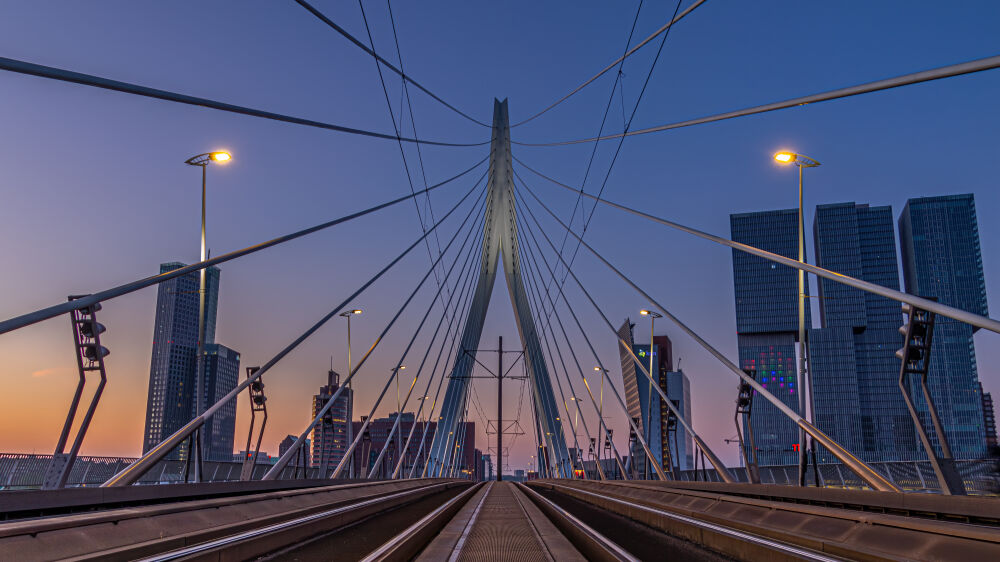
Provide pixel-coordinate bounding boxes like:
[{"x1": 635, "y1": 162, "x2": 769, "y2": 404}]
[
  {"x1": 594, "y1": 366, "x2": 608, "y2": 464},
  {"x1": 183, "y1": 150, "x2": 231, "y2": 477},
  {"x1": 773, "y1": 151, "x2": 820, "y2": 486},
  {"x1": 639, "y1": 309, "x2": 661, "y2": 480},
  {"x1": 339, "y1": 308, "x2": 362, "y2": 476}
]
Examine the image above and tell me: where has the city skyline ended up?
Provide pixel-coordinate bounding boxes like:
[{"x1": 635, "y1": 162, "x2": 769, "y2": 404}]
[{"x1": 1, "y1": 2, "x2": 998, "y2": 472}]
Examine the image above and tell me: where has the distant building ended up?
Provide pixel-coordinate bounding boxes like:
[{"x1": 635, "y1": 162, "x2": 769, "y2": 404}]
[
  {"x1": 234, "y1": 450, "x2": 275, "y2": 464},
  {"x1": 809, "y1": 202, "x2": 918, "y2": 462},
  {"x1": 617, "y1": 322, "x2": 693, "y2": 473},
  {"x1": 202, "y1": 344, "x2": 240, "y2": 461},
  {"x1": 351, "y1": 413, "x2": 475, "y2": 479},
  {"x1": 311, "y1": 370, "x2": 353, "y2": 476},
  {"x1": 143, "y1": 261, "x2": 221, "y2": 460},
  {"x1": 278, "y1": 435, "x2": 310, "y2": 468},
  {"x1": 899, "y1": 194, "x2": 988, "y2": 458},
  {"x1": 730, "y1": 210, "x2": 809, "y2": 466},
  {"x1": 981, "y1": 384, "x2": 997, "y2": 450}
]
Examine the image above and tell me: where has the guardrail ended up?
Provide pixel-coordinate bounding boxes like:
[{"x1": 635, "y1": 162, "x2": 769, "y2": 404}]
[{"x1": 0, "y1": 453, "x2": 317, "y2": 489}]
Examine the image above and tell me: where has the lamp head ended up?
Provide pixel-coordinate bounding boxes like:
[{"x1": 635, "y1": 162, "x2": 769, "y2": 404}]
[
  {"x1": 640, "y1": 309, "x2": 650, "y2": 316},
  {"x1": 774, "y1": 151, "x2": 795, "y2": 164},
  {"x1": 210, "y1": 151, "x2": 231, "y2": 163}
]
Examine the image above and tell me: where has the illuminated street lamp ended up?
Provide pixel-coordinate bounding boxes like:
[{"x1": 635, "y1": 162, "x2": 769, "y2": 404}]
[
  {"x1": 339, "y1": 308, "x2": 362, "y2": 476},
  {"x1": 639, "y1": 309, "x2": 661, "y2": 480},
  {"x1": 183, "y1": 150, "x2": 231, "y2": 479},
  {"x1": 773, "y1": 151, "x2": 821, "y2": 486}
]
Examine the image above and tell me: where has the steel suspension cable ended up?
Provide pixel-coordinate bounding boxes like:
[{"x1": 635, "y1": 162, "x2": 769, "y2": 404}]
[
  {"x1": 293, "y1": 0, "x2": 490, "y2": 128},
  {"x1": 0, "y1": 57, "x2": 488, "y2": 147},
  {"x1": 412, "y1": 254, "x2": 482, "y2": 478},
  {"x1": 515, "y1": 173, "x2": 904, "y2": 491},
  {"x1": 358, "y1": 0, "x2": 446, "y2": 299},
  {"x1": 105, "y1": 170, "x2": 485, "y2": 487},
  {"x1": 387, "y1": 0, "x2": 451, "y2": 302},
  {"x1": 0, "y1": 155, "x2": 487, "y2": 335},
  {"x1": 265, "y1": 181, "x2": 485, "y2": 479},
  {"x1": 516, "y1": 208, "x2": 622, "y2": 480},
  {"x1": 540, "y1": 0, "x2": 683, "y2": 315},
  {"x1": 394, "y1": 233, "x2": 482, "y2": 477},
  {"x1": 325, "y1": 187, "x2": 486, "y2": 480},
  {"x1": 516, "y1": 213, "x2": 603, "y2": 479},
  {"x1": 510, "y1": 0, "x2": 708, "y2": 127},
  {"x1": 514, "y1": 196, "x2": 633, "y2": 480},
  {"x1": 364, "y1": 200, "x2": 486, "y2": 477},
  {"x1": 514, "y1": 53, "x2": 1000, "y2": 146},
  {"x1": 516, "y1": 157, "x2": 1000, "y2": 335},
  {"x1": 548, "y1": 0, "x2": 644, "y2": 313}
]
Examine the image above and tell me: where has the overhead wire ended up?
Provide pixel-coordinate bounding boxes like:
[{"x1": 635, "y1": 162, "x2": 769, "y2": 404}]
[
  {"x1": 542, "y1": 0, "x2": 683, "y2": 305},
  {"x1": 357, "y1": 0, "x2": 448, "y2": 303},
  {"x1": 514, "y1": 53, "x2": 1000, "y2": 146},
  {"x1": 361, "y1": 190, "x2": 488, "y2": 478},
  {"x1": 110, "y1": 167, "x2": 487, "y2": 486},
  {"x1": 510, "y1": 0, "x2": 708, "y2": 127},
  {"x1": 0, "y1": 155, "x2": 487, "y2": 336},
  {"x1": 548, "y1": 0, "x2": 645, "y2": 300},
  {"x1": 0, "y1": 56, "x2": 489, "y2": 147},
  {"x1": 514, "y1": 171, "x2": 906, "y2": 491},
  {"x1": 293, "y1": 0, "x2": 490, "y2": 127},
  {"x1": 515, "y1": 156, "x2": 1000, "y2": 335}
]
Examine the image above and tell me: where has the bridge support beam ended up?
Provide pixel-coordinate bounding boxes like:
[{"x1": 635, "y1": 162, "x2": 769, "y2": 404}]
[{"x1": 427, "y1": 100, "x2": 572, "y2": 477}]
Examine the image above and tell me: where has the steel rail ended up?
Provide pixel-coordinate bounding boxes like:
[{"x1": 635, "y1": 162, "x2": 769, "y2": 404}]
[
  {"x1": 104, "y1": 174, "x2": 485, "y2": 487},
  {"x1": 359, "y1": 482, "x2": 485, "y2": 561},
  {"x1": 545, "y1": 482, "x2": 842, "y2": 562},
  {"x1": 139, "y1": 481, "x2": 456, "y2": 562},
  {"x1": 518, "y1": 483, "x2": 639, "y2": 561},
  {"x1": 514, "y1": 53, "x2": 1000, "y2": 145},
  {"x1": 0, "y1": 156, "x2": 486, "y2": 336},
  {"x1": 516, "y1": 175, "x2": 899, "y2": 492},
  {"x1": 510, "y1": 0, "x2": 708, "y2": 127},
  {"x1": 293, "y1": 0, "x2": 490, "y2": 128},
  {"x1": 263, "y1": 184, "x2": 487, "y2": 480},
  {"x1": 0, "y1": 56, "x2": 489, "y2": 147},
  {"x1": 516, "y1": 157, "x2": 1000, "y2": 335}
]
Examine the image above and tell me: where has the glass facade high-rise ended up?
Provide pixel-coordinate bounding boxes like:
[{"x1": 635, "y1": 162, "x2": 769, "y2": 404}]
[
  {"x1": 730, "y1": 209, "x2": 809, "y2": 466},
  {"x1": 202, "y1": 343, "x2": 240, "y2": 461},
  {"x1": 143, "y1": 262, "x2": 221, "y2": 459},
  {"x1": 809, "y1": 203, "x2": 918, "y2": 462},
  {"x1": 617, "y1": 322, "x2": 692, "y2": 473},
  {"x1": 899, "y1": 194, "x2": 988, "y2": 459}
]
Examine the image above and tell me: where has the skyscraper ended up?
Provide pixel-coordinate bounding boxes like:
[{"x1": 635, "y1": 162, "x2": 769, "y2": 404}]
[
  {"x1": 143, "y1": 262, "x2": 221, "y2": 458},
  {"x1": 201, "y1": 344, "x2": 240, "y2": 461},
  {"x1": 899, "y1": 194, "x2": 988, "y2": 458},
  {"x1": 311, "y1": 370, "x2": 353, "y2": 475},
  {"x1": 809, "y1": 202, "x2": 917, "y2": 462},
  {"x1": 617, "y1": 321, "x2": 691, "y2": 473},
  {"x1": 730, "y1": 209, "x2": 809, "y2": 466}
]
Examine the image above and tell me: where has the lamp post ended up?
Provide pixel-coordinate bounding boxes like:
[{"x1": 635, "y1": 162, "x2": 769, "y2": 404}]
[
  {"x1": 183, "y1": 150, "x2": 230, "y2": 479},
  {"x1": 594, "y1": 366, "x2": 607, "y2": 467},
  {"x1": 339, "y1": 309, "x2": 362, "y2": 477},
  {"x1": 774, "y1": 151, "x2": 820, "y2": 486},
  {"x1": 640, "y1": 309, "x2": 662, "y2": 480}
]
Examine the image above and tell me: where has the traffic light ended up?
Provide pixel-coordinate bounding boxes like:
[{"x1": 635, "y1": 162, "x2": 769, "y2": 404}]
[{"x1": 896, "y1": 303, "x2": 935, "y2": 370}]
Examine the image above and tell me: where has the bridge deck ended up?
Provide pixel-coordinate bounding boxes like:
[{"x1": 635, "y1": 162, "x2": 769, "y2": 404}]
[{"x1": 417, "y1": 481, "x2": 584, "y2": 561}]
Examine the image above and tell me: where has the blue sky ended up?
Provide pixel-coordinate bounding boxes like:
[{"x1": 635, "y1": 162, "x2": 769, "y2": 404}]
[{"x1": 0, "y1": 1, "x2": 997, "y2": 470}]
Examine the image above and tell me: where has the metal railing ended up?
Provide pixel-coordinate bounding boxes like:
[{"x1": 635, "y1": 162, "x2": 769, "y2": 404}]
[{"x1": 0, "y1": 453, "x2": 317, "y2": 490}]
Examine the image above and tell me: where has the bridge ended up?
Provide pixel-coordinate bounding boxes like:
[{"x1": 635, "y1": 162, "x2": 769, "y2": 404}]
[{"x1": 2, "y1": 1, "x2": 1000, "y2": 560}]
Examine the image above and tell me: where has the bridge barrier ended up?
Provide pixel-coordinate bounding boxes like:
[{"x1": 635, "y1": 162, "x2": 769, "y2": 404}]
[{"x1": 0, "y1": 453, "x2": 318, "y2": 490}]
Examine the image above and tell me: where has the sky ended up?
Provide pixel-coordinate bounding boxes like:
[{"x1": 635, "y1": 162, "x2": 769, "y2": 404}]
[{"x1": 0, "y1": 1, "x2": 998, "y2": 472}]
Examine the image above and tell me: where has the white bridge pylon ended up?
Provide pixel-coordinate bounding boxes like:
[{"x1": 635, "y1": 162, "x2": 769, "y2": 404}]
[{"x1": 426, "y1": 99, "x2": 572, "y2": 477}]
